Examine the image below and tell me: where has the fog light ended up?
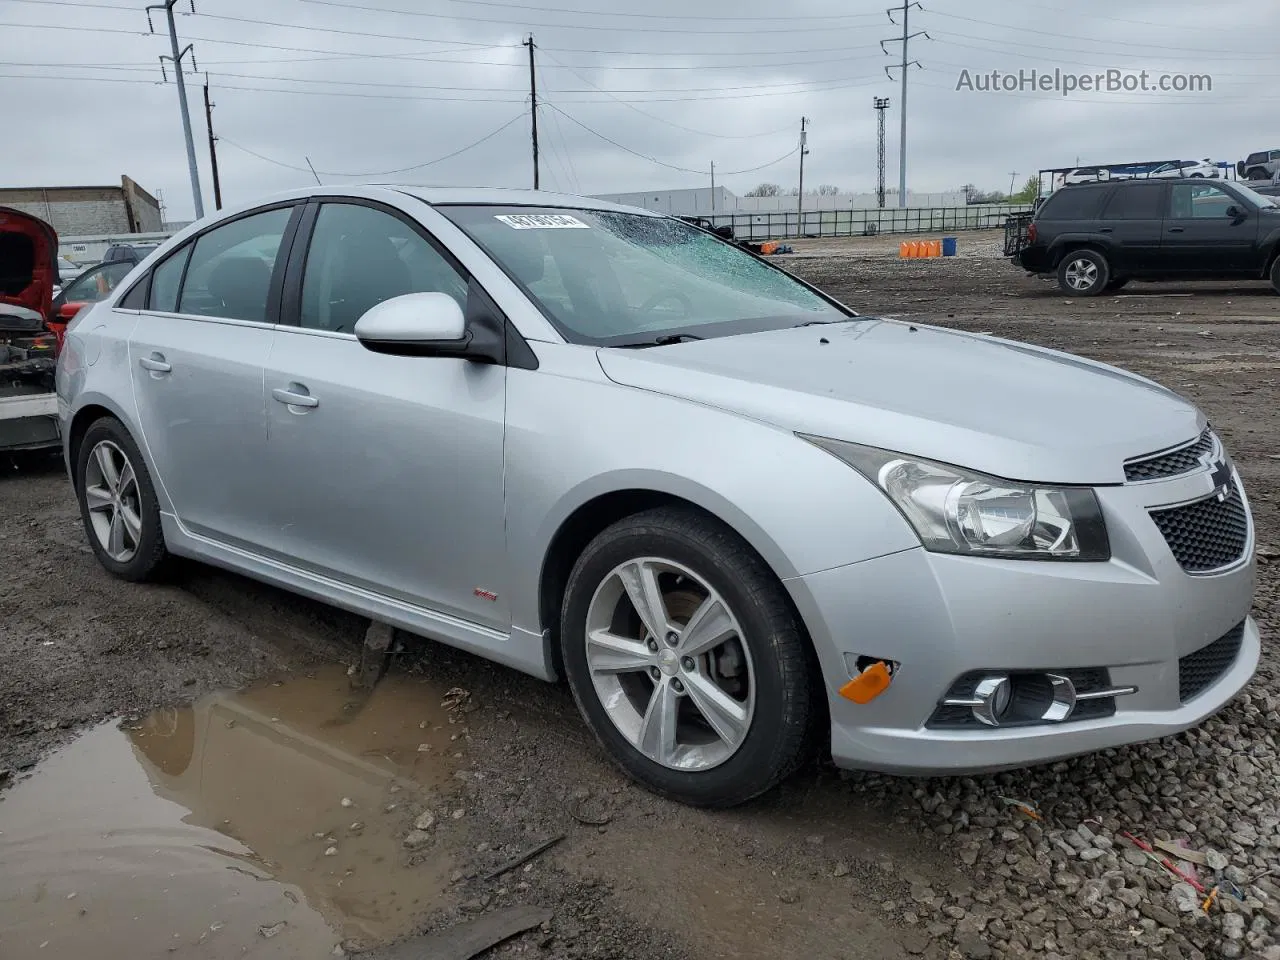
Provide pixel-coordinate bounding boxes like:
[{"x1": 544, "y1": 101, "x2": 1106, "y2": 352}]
[{"x1": 970, "y1": 675, "x2": 1012, "y2": 726}]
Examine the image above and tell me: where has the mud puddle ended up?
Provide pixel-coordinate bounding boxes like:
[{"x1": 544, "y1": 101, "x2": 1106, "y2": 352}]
[{"x1": 0, "y1": 665, "x2": 462, "y2": 959}]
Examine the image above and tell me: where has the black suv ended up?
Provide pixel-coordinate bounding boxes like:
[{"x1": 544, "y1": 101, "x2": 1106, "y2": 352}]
[{"x1": 1010, "y1": 179, "x2": 1280, "y2": 296}]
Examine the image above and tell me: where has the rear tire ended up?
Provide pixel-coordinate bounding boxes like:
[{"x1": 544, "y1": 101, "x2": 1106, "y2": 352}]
[
  {"x1": 75, "y1": 417, "x2": 169, "y2": 582},
  {"x1": 559, "y1": 506, "x2": 818, "y2": 808},
  {"x1": 1057, "y1": 249, "x2": 1109, "y2": 297}
]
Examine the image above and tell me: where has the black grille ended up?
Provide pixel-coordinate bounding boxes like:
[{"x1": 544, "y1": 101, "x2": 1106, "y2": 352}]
[
  {"x1": 1179, "y1": 623, "x2": 1244, "y2": 703},
  {"x1": 1149, "y1": 483, "x2": 1249, "y2": 573},
  {"x1": 1125, "y1": 429, "x2": 1215, "y2": 482},
  {"x1": 928, "y1": 667, "x2": 1116, "y2": 728}
]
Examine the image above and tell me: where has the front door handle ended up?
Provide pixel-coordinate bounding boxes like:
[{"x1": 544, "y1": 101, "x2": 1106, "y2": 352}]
[
  {"x1": 138, "y1": 353, "x2": 171, "y2": 373},
  {"x1": 1167, "y1": 227, "x2": 1185, "y2": 233},
  {"x1": 1098, "y1": 227, "x2": 1113, "y2": 233},
  {"x1": 272, "y1": 386, "x2": 320, "y2": 409}
]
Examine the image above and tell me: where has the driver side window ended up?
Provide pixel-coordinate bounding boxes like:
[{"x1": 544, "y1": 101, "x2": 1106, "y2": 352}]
[{"x1": 298, "y1": 202, "x2": 468, "y2": 333}]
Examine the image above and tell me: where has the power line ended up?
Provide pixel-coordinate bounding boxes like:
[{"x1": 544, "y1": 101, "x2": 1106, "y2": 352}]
[
  {"x1": 336, "y1": 0, "x2": 889, "y2": 23},
  {"x1": 218, "y1": 111, "x2": 526, "y2": 177},
  {"x1": 538, "y1": 49, "x2": 801, "y2": 139},
  {"x1": 542, "y1": 102, "x2": 799, "y2": 177},
  {"x1": 294, "y1": 0, "x2": 882, "y2": 34},
  {"x1": 929, "y1": 29, "x2": 1274, "y2": 63},
  {"x1": 1, "y1": 60, "x2": 886, "y2": 103},
  {"x1": 0, "y1": 20, "x2": 894, "y2": 62},
  {"x1": 924, "y1": 11, "x2": 1264, "y2": 56}
]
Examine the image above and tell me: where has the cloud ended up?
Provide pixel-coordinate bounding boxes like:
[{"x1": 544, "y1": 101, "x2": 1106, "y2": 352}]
[{"x1": 2, "y1": 0, "x2": 1274, "y2": 220}]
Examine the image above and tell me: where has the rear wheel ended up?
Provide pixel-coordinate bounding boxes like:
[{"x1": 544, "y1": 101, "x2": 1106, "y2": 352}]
[
  {"x1": 560, "y1": 507, "x2": 818, "y2": 808},
  {"x1": 75, "y1": 417, "x2": 169, "y2": 581},
  {"x1": 1057, "y1": 249, "x2": 1109, "y2": 296}
]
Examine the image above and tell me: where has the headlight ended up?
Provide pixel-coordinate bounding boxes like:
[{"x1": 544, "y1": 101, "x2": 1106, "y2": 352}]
[{"x1": 802, "y1": 436, "x2": 1109, "y2": 561}]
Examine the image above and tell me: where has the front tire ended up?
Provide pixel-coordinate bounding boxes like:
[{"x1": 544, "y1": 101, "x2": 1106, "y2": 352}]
[
  {"x1": 75, "y1": 417, "x2": 169, "y2": 581},
  {"x1": 1057, "y1": 249, "x2": 1110, "y2": 296},
  {"x1": 1248, "y1": 168, "x2": 1270, "y2": 181},
  {"x1": 560, "y1": 507, "x2": 818, "y2": 808}
]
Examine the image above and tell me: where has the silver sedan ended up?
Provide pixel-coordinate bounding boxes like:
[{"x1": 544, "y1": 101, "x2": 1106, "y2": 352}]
[{"x1": 56, "y1": 186, "x2": 1259, "y2": 807}]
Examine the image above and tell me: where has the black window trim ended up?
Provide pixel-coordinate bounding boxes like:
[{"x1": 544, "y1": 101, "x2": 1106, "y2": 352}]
[{"x1": 277, "y1": 194, "x2": 537, "y2": 369}]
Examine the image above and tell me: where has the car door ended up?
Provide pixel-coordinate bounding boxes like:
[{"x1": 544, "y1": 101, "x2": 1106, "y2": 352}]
[
  {"x1": 260, "y1": 199, "x2": 508, "y2": 630},
  {"x1": 1161, "y1": 183, "x2": 1258, "y2": 275},
  {"x1": 129, "y1": 203, "x2": 301, "y2": 550},
  {"x1": 1096, "y1": 182, "x2": 1165, "y2": 274}
]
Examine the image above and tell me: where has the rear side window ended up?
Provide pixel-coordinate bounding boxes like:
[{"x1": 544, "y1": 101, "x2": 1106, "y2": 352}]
[
  {"x1": 150, "y1": 245, "x2": 191, "y2": 313},
  {"x1": 177, "y1": 207, "x2": 292, "y2": 323},
  {"x1": 1102, "y1": 184, "x2": 1164, "y2": 220},
  {"x1": 117, "y1": 277, "x2": 147, "y2": 310},
  {"x1": 1039, "y1": 186, "x2": 1106, "y2": 220}
]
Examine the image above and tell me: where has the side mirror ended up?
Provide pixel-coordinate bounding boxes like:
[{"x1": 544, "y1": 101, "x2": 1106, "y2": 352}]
[
  {"x1": 1225, "y1": 205, "x2": 1246, "y2": 219},
  {"x1": 714, "y1": 225, "x2": 735, "y2": 239},
  {"x1": 353, "y1": 292, "x2": 470, "y2": 357},
  {"x1": 58, "y1": 301, "x2": 84, "y2": 321}
]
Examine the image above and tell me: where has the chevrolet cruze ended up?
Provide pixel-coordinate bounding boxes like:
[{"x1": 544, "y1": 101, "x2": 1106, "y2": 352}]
[{"x1": 56, "y1": 186, "x2": 1259, "y2": 807}]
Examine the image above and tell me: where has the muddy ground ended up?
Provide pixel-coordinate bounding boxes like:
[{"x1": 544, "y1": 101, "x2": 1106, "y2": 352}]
[{"x1": 2, "y1": 231, "x2": 1279, "y2": 960}]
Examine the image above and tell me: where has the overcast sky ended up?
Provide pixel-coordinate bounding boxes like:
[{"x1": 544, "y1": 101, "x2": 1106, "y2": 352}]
[{"x1": 3, "y1": 0, "x2": 1275, "y2": 220}]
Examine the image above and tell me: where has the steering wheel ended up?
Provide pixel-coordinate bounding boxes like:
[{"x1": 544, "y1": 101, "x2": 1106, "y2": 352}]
[{"x1": 637, "y1": 291, "x2": 692, "y2": 317}]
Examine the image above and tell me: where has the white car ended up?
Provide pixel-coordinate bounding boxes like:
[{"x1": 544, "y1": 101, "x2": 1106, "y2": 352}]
[{"x1": 1147, "y1": 160, "x2": 1220, "y2": 179}]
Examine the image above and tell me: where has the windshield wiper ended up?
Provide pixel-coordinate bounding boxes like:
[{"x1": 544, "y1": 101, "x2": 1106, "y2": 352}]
[{"x1": 614, "y1": 333, "x2": 705, "y2": 348}]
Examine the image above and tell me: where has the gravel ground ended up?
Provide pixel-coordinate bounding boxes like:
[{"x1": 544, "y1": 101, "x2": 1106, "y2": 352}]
[{"x1": 2, "y1": 230, "x2": 1279, "y2": 960}]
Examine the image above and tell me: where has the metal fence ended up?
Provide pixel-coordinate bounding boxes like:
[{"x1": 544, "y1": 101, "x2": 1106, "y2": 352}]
[{"x1": 707, "y1": 204, "x2": 1034, "y2": 242}]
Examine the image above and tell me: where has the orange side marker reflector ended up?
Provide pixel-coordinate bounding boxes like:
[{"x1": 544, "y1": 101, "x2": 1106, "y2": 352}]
[{"x1": 839, "y1": 661, "x2": 892, "y2": 704}]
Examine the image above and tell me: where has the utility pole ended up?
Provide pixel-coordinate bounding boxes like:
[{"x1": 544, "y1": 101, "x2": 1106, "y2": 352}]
[
  {"x1": 797, "y1": 117, "x2": 809, "y2": 233},
  {"x1": 710, "y1": 161, "x2": 715, "y2": 213},
  {"x1": 1008, "y1": 170, "x2": 1018, "y2": 196},
  {"x1": 148, "y1": 0, "x2": 203, "y2": 220},
  {"x1": 873, "y1": 97, "x2": 890, "y2": 208},
  {"x1": 524, "y1": 34, "x2": 539, "y2": 190},
  {"x1": 202, "y1": 79, "x2": 222, "y2": 210},
  {"x1": 881, "y1": 2, "x2": 927, "y2": 209}
]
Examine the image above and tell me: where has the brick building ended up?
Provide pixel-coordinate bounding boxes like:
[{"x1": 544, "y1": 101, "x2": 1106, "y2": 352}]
[{"x1": 0, "y1": 176, "x2": 162, "y2": 236}]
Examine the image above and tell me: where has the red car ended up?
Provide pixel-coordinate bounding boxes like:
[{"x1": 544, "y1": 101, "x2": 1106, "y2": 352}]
[{"x1": 1, "y1": 206, "x2": 64, "y2": 451}]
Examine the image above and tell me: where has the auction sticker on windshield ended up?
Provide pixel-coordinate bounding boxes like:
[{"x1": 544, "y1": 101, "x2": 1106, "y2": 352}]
[{"x1": 495, "y1": 214, "x2": 590, "y2": 229}]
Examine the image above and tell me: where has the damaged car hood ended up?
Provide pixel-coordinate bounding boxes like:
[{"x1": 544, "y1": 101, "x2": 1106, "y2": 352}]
[
  {"x1": 0, "y1": 206, "x2": 58, "y2": 325},
  {"x1": 596, "y1": 318, "x2": 1202, "y2": 485}
]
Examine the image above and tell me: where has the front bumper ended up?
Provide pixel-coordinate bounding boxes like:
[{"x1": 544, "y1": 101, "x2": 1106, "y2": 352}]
[{"x1": 786, "y1": 462, "x2": 1259, "y2": 776}]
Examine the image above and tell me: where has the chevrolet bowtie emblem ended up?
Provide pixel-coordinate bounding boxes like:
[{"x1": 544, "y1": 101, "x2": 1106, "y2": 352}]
[{"x1": 1208, "y1": 458, "x2": 1233, "y2": 502}]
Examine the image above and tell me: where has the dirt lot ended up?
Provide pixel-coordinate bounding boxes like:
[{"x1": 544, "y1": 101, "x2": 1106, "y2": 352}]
[{"x1": 2, "y1": 231, "x2": 1279, "y2": 960}]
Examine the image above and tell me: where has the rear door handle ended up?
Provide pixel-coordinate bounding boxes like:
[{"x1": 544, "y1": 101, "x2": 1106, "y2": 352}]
[
  {"x1": 272, "y1": 386, "x2": 320, "y2": 409},
  {"x1": 1167, "y1": 227, "x2": 1185, "y2": 233},
  {"x1": 138, "y1": 354, "x2": 171, "y2": 373},
  {"x1": 1098, "y1": 227, "x2": 1113, "y2": 233}
]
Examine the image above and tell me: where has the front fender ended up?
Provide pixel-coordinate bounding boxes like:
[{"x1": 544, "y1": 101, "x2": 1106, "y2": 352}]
[{"x1": 502, "y1": 346, "x2": 919, "y2": 638}]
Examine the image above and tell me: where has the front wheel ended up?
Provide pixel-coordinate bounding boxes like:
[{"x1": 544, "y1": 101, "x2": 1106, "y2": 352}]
[
  {"x1": 560, "y1": 507, "x2": 818, "y2": 808},
  {"x1": 1058, "y1": 249, "x2": 1110, "y2": 296},
  {"x1": 1248, "y1": 168, "x2": 1270, "y2": 181}
]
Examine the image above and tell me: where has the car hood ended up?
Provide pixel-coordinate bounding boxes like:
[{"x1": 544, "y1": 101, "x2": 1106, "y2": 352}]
[
  {"x1": 0, "y1": 206, "x2": 58, "y2": 323},
  {"x1": 596, "y1": 319, "x2": 1203, "y2": 485}
]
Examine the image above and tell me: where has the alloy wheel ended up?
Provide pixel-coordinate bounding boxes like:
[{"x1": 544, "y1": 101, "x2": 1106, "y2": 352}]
[
  {"x1": 83, "y1": 440, "x2": 143, "y2": 563},
  {"x1": 1064, "y1": 257, "x2": 1098, "y2": 291},
  {"x1": 584, "y1": 557, "x2": 756, "y2": 771}
]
